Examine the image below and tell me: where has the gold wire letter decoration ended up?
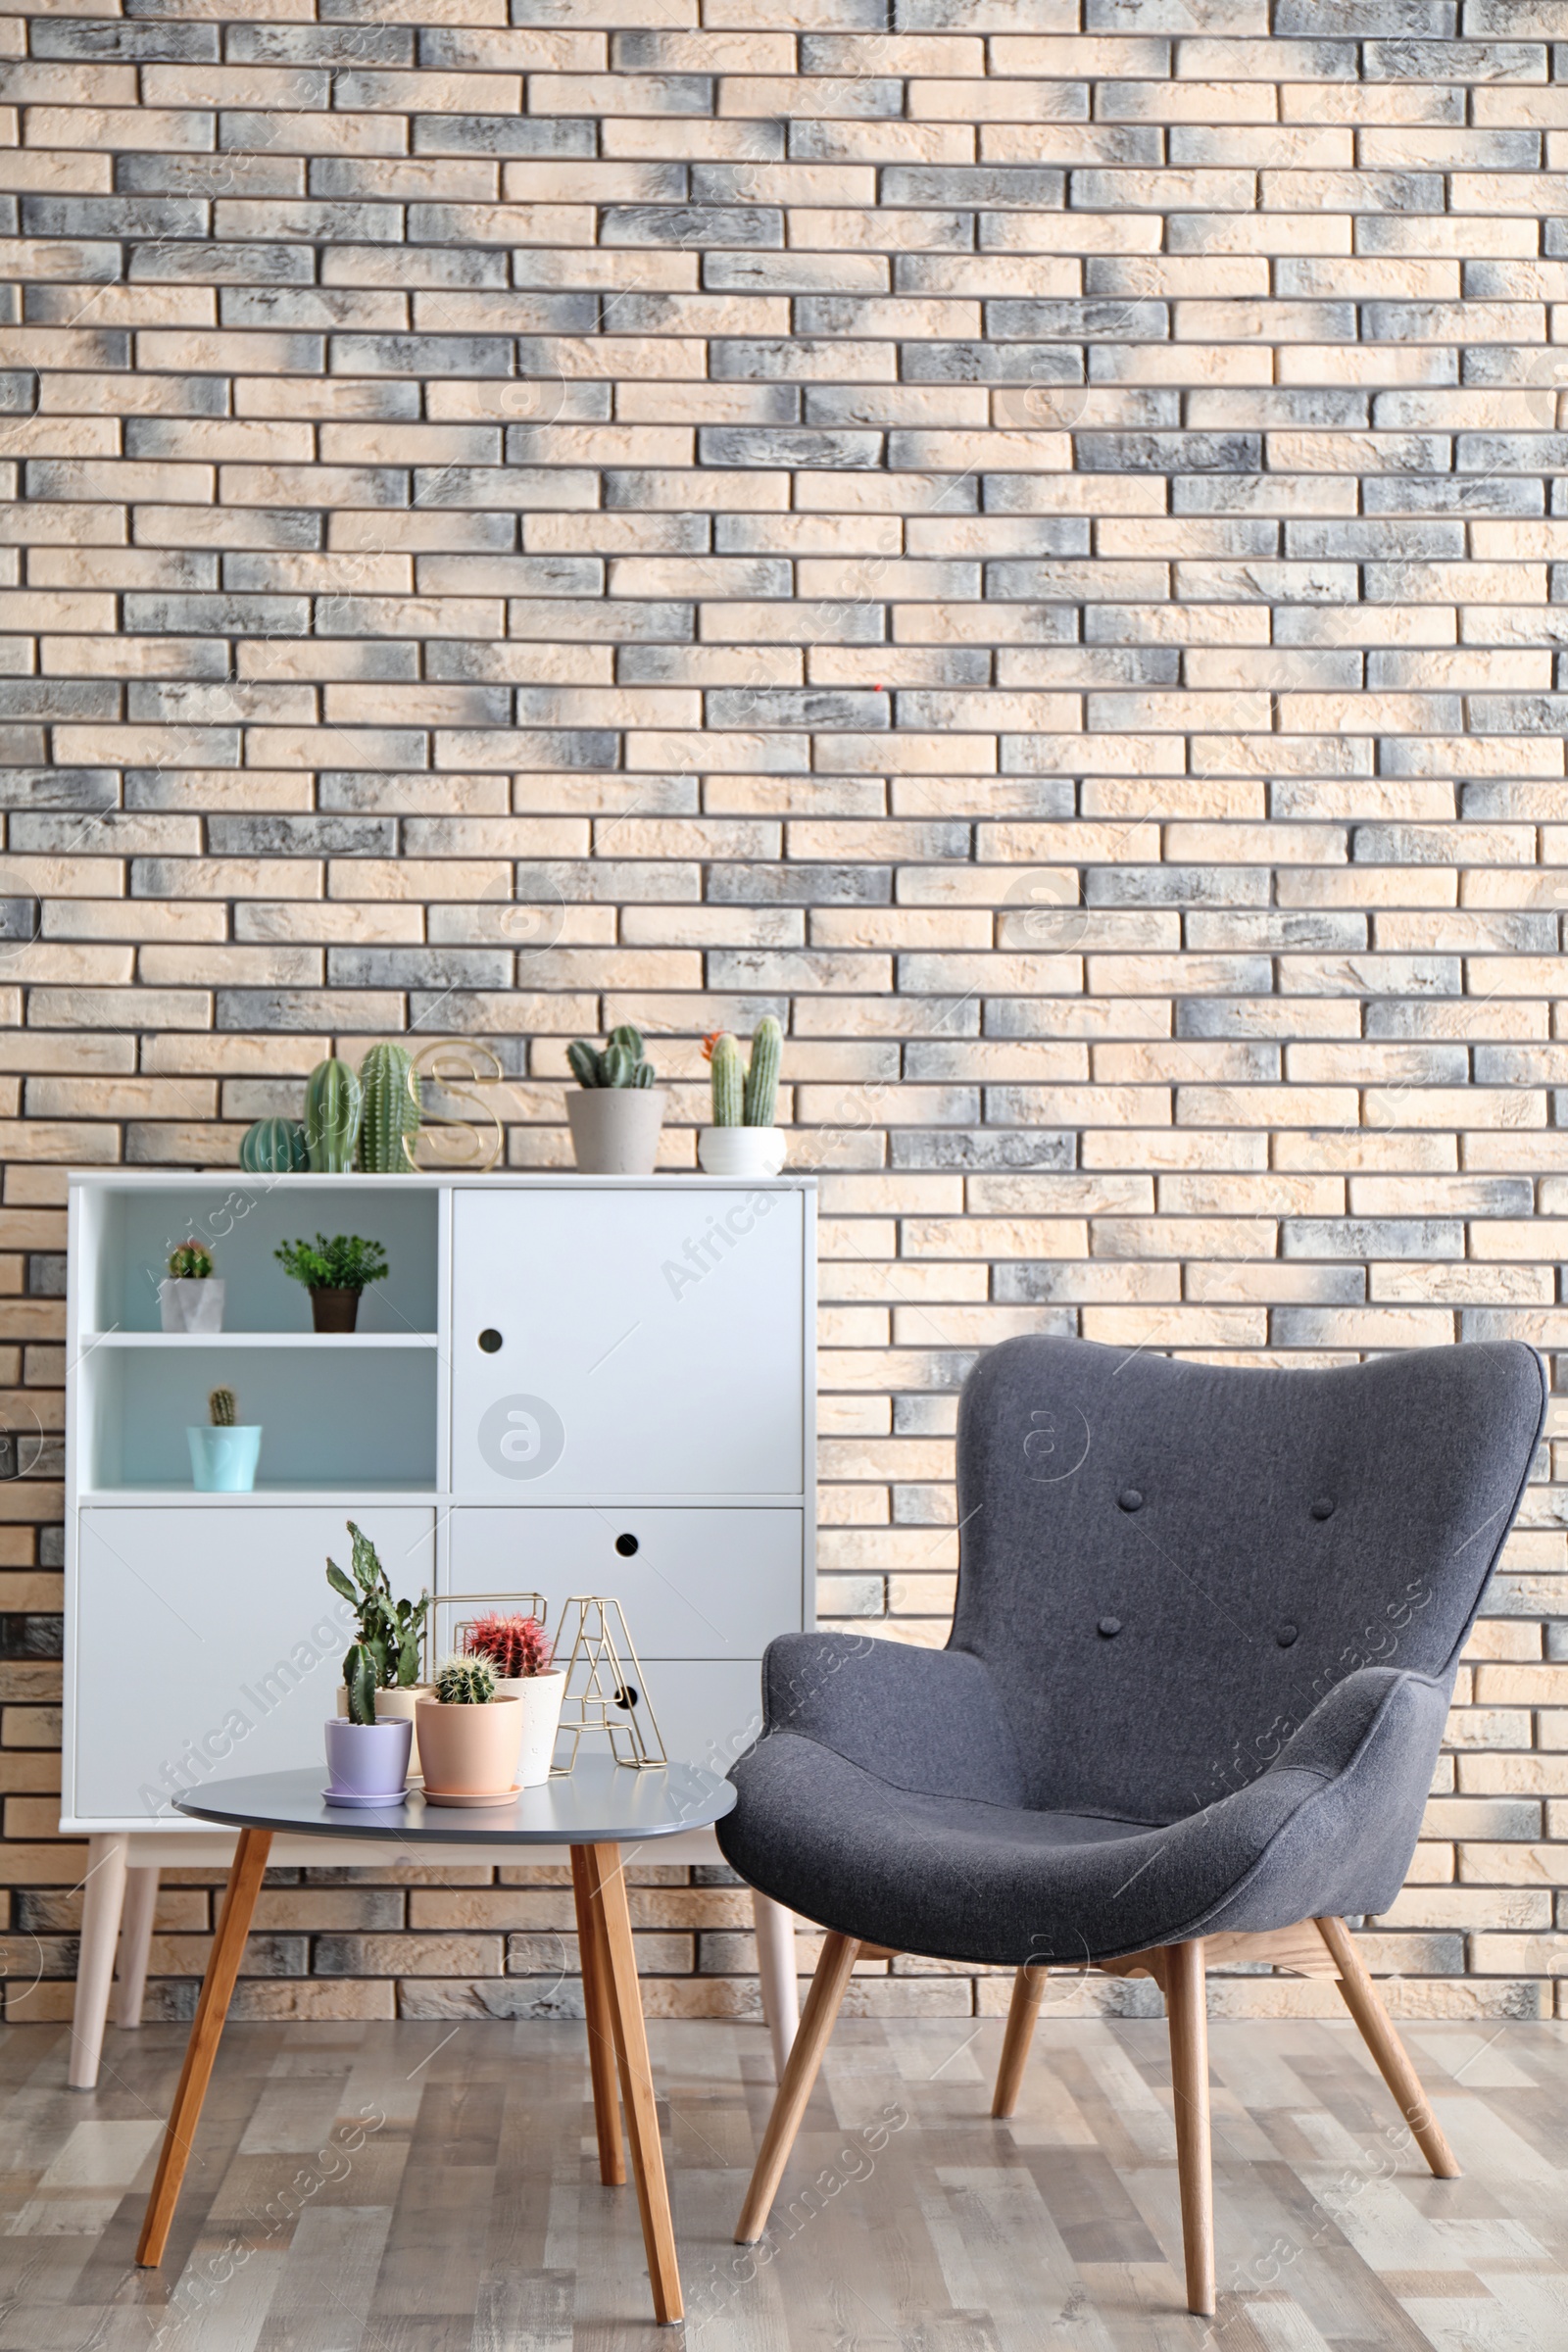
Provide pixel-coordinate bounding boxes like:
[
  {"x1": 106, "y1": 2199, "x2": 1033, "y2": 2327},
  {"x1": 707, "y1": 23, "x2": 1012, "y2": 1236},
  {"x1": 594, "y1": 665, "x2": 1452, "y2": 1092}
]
[
  {"x1": 408, "y1": 1039, "x2": 514, "y2": 1173},
  {"x1": 552, "y1": 1597, "x2": 667, "y2": 1772}
]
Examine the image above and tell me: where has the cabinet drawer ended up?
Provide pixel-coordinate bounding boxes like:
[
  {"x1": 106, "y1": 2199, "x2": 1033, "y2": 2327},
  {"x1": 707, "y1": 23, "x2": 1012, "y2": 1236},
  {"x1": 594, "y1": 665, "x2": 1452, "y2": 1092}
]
[
  {"x1": 70, "y1": 1506, "x2": 435, "y2": 1824},
  {"x1": 444, "y1": 1507, "x2": 803, "y2": 1662}
]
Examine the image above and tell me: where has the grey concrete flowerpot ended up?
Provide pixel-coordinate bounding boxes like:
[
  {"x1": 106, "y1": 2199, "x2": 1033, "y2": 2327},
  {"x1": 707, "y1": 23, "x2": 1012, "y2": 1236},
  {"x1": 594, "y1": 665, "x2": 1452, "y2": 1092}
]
[{"x1": 565, "y1": 1088, "x2": 666, "y2": 1174}]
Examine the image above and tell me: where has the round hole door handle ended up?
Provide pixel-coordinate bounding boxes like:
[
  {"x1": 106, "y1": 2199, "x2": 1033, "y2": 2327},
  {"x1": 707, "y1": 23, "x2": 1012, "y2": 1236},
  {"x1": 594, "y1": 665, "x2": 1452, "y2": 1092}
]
[
  {"x1": 478, "y1": 1329, "x2": 503, "y2": 1353},
  {"x1": 614, "y1": 1532, "x2": 639, "y2": 1557},
  {"x1": 613, "y1": 1685, "x2": 639, "y2": 1711}
]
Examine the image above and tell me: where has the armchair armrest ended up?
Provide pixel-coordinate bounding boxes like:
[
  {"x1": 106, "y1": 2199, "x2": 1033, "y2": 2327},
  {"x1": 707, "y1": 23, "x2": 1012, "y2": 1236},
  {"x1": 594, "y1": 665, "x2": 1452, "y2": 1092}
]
[{"x1": 757, "y1": 1633, "x2": 1028, "y2": 1808}]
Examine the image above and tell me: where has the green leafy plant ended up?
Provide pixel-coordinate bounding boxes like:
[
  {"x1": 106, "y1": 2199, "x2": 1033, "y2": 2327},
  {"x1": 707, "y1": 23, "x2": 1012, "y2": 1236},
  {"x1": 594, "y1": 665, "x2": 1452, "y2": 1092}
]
[
  {"x1": 168, "y1": 1243, "x2": 213, "y2": 1280},
  {"x1": 704, "y1": 1017, "x2": 782, "y2": 1127},
  {"x1": 567, "y1": 1023, "x2": 657, "y2": 1090},
  {"x1": 274, "y1": 1234, "x2": 389, "y2": 1294},
  {"x1": 435, "y1": 1654, "x2": 496, "y2": 1705},
  {"x1": 208, "y1": 1387, "x2": 236, "y2": 1427},
  {"x1": 465, "y1": 1611, "x2": 553, "y2": 1679},
  {"x1": 326, "y1": 1521, "x2": 429, "y2": 1718}
]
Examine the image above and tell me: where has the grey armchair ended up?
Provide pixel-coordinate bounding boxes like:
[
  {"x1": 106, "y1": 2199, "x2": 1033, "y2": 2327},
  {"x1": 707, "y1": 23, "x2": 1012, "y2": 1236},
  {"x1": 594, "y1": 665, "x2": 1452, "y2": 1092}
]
[{"x1": 718, "y1": 1334, "x2": 1546, "y2": 2316}]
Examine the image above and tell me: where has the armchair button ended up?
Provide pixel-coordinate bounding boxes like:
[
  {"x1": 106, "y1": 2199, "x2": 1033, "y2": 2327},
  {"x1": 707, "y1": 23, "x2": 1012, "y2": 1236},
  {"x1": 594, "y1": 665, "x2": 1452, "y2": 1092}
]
[
  {"x1": 1276, "y1": 1623, "x2": 1298, "y2": 1647},
  {"x1": 1098, "y1": 1616, "x2": 1122, "y2": 1638},
  {"x1": 1310, "y1": 1496, "x2": 1335, "y2": 1519},
  {"x1": 1117, "y1": 1488, "x2": 1143, "y2": 1512}
]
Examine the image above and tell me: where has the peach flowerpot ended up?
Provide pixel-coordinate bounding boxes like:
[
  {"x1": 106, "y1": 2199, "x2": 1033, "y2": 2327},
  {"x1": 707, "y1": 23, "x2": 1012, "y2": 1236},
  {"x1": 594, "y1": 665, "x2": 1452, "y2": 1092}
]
[{"x1": 415, "y1": 1694, "x2": 523, "y2": 1801}]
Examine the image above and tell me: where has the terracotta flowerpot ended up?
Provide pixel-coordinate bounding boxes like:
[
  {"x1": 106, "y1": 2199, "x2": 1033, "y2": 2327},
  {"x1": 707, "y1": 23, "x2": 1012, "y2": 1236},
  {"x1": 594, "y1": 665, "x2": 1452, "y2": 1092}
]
[
  {"x1": 565, "y1": 1087, "x2": 666, "y2": 1174},
  {"x1": 490, "y1": 1668, "x2": 566, "y2": 1786},
  {"x1": 311, "y1": 1288, "x2": 360, "y2": 1333},
  {"x1": 336, "y1": 1682, "x2": 433, "y2": 1775},
  {"x1": 415, "y1": 1694, "x2": 523, "y2": 1805}
]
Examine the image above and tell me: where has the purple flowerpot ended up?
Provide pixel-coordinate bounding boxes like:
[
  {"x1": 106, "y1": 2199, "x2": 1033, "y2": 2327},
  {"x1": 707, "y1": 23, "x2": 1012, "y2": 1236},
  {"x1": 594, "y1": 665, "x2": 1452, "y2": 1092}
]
[{"x1": 324, "y1": 1716, "x2": 412, "y2": 1805}]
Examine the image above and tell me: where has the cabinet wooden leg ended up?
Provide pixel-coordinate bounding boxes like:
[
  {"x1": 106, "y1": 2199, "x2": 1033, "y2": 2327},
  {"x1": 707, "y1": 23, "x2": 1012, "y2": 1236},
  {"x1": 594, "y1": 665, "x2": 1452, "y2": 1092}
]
[
  {"x1": 1315, "y1": 1915, "x2": 1459, "y2": 2179},
  {"x1": 114, "y1": 1866, "x2": 160, "y2": 2031},
  {"x1": 735, "y1": 1928, "x2": 859, "y2": 2245},
  {"x1": 992, "y1": 1964, "x2": 1048, "y2": 2119},
  {"x1": 582, "y1": 1842, "x2": 682, "y2": 2325},
  {"x1": 136, "y1": 1828, "x2": 270, "y2": 2269},
  {"x1": 69, "y1": 1834, "x2": 128, "y2": 2090},
  {"x1": 752, "y1": 1891, "x2": 799, "y2": 2082},
  {"x1": 570, "y1": 1843, "x2": 625, "y2": 2187},
  {"x1": 1164, "y1": 1937, "x2": 1215, "y2": 2319}
]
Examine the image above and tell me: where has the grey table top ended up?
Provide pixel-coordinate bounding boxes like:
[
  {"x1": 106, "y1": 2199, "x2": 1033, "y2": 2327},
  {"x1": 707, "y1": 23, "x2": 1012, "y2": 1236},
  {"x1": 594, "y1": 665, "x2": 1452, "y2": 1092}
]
[{"x1": 173, "y1": 1755, "x2": 736, "y2": 1846}]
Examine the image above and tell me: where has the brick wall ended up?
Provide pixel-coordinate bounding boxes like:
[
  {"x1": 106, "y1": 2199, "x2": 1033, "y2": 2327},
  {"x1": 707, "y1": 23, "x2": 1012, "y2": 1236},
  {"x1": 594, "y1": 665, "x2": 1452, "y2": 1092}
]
[{"x1": 2, "y1": 0, "x2": 1566, "y2": 2028}]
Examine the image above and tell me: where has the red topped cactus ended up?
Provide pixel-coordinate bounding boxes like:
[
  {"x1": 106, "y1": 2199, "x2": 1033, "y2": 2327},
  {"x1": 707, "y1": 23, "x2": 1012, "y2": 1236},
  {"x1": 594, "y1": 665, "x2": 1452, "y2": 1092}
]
[{"x1": 464, "y1": 1610, "x2": 554, "y2": 1679}]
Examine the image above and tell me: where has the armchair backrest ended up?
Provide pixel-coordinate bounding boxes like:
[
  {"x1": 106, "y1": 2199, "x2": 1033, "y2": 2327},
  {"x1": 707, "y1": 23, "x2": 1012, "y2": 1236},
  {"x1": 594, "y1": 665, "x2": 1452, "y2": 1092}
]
[{"x1": 953, "y1": 1336, "x2": 1546, "y2": 1824}]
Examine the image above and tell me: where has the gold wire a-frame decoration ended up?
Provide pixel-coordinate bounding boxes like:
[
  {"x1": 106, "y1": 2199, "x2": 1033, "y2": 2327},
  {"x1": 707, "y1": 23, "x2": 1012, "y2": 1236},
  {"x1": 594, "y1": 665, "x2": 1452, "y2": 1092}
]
[{"x1": 551, "y1": 1596, "x2": 666, "y2": 1773}]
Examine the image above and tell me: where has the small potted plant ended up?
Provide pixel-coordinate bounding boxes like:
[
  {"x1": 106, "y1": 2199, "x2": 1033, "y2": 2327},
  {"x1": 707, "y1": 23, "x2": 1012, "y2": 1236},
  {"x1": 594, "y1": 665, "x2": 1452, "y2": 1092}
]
[
  {"x1": 463, "y1": 1611, "x2": 564, "y2": 1787},
  {"x1": 699, "y1": 1017, "x2": 786, "y2": 1177},
  {"x1": 160, "y1": 1241, "x2": 224, "y2": 1335},
  {"x1": 187, "y1": 1387, "x2": 261, "y2": 1492},
  {"x1": 326, "y1": 1521, "x2": 432, "y2": 1768},
  {"x1": 274, "y1": 1232, "x2": 389, "y2": 1333},
  {"x1": 324, "y1": 1635, "x2": 413, "y2": 1807},
  {"x1": 416, "y1": 1655, "x2": 523, "y2": 1806},
  {"x1": 564, "y1": 1023, "x2": 665, "y2": 1173}
]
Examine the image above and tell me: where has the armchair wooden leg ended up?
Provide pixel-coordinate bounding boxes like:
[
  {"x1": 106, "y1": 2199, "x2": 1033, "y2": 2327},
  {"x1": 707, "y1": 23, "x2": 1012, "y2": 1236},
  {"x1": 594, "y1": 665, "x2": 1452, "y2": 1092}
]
[
  {"x1": 1315, "y1": 1915, "x2": 1459, "y2": 2180},
  {"x1": 1163, "y1": 1938, "x2": 1215, "y2": 2320},
  {"x1": 735, "y1": 1929, "x2": 859, "y2": 2245},
  {"x1": 992, "y1": 1964, "x2": 1048, "y2": 2119}
]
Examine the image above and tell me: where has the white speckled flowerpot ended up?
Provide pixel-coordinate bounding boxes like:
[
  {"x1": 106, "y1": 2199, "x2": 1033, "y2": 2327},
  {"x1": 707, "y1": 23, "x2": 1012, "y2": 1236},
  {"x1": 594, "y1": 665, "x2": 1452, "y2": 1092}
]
[{"x1": 697, "y1": 1126, "x2": 786, "y2": 1178}]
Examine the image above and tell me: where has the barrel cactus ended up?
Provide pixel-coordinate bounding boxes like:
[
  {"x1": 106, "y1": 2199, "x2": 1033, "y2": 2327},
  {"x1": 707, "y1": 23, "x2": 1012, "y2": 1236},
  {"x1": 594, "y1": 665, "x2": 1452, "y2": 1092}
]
[
  {"x1": 742, "y1": 1015, "x2": 782, "y2": 1128},
  {"x1": 435, "y1": 1654, "x2": 496, "y2": 1705},
  {"x1": 706, "y1": 1031, "x2": 745, "y2": 1126},
  {"x1": 357, "y1": 1042, "x2": 420, "y2": 1174},
  {"x1": 240, "y1": 1116, "x2": 307, "y2": 1175},
  {"x1": 208, "y1": 1387, "x2": 236, "y2": 1427},
  {"x1": 168, "y1": 1243, "x2": 213, "y2": 1280},
  {"x1": 465, "y1": 1611, "x2": 553, "y2": 1679},
  {"x1": 304, "y1": 1056, "x2": 362, "y2": 1174}
]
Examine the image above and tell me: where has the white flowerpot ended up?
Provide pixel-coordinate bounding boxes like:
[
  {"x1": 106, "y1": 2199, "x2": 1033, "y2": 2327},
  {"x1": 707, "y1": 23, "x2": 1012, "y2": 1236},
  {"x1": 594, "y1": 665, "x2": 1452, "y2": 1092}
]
[
  {"x1": 566, "y1": 1087, "x2": 666, "y2": 1174},
  {"x1": 490, "y1": 1668, "x2": 566, "y2": 1786},
  {"x1": 698, "y1": 1126, "x2": 786, "y2": 1178},
  {"x1": 336, "y1": 1682, "x2": 434, "y2": 1775},
  {"x1": 161, "y1": 1278, "x2": 224, "y2": 1334}
]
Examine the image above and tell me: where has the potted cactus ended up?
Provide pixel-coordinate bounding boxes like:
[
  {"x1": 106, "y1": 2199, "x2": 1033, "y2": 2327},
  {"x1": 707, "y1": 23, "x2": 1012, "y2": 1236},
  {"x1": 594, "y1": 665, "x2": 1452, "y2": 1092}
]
[
  {"x1": 463, "y1": 1611, "x2": 564, "y2": 1787},
  {"x1": 187, "y1": 1386, "x2": 262, "y2": 1492},
  {"x1": 274, "y1": 1232, "x2": 389, "y2": 1333},
  {"x1": 160, "y1": 1241, "x2": 224, "y2": 1335},
  {"x1": 564, "y1": 1023, "x2": 666, "y2": 1173},
  {"x1": 324, "y1": 1633, "x2": 413, "y2": 1806},
  {"x1": 416, "y1": 1655, "x2": 524, "y2": 1805},
  {"x1": 699, "y1": 1017, "x2": 786, "y2": 1176},
  {"x1": 326, "y1": 1521, "x2": 432, "y2": 1775}
]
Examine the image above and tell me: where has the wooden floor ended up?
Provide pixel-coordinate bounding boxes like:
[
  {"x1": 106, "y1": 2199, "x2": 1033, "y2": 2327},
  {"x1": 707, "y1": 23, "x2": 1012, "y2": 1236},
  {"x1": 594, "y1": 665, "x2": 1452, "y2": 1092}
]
[{"x1": 2, "y1": 2009, "x2": 1566, "y2": 2349}]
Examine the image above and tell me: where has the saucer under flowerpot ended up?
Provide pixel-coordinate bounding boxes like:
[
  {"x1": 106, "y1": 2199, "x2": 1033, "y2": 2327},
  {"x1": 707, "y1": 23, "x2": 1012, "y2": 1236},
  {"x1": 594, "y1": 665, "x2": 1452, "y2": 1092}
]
[
  {"x1": 415, "y1": 1693, "x2": 523, "y2": 1805},
  {"x1": 187, "y1": 1424, "x2": 262, "y2": 1492},
  {"x1": 490, "y1": 1669, "x2": 566, "y2": 1787},
  {"x1": 161, "y1": 1278, "x2": 224, "y2": 1334},
  {"x1": 310, "y1": 1287, "x2": 360, "y2": 1334},
  {"x1": 566, "y1": 1087, "x2": 666, "y2": 1174},
  {"x1": 698, "y1": 1125, "x2": 786, "y2": 1178},
  {"x1": 323, "y1": 1715, "x2": 412, "y2": 1806},
  {"x1": 335, "y1": 1682, "x2": 433, "y2": 1774}
]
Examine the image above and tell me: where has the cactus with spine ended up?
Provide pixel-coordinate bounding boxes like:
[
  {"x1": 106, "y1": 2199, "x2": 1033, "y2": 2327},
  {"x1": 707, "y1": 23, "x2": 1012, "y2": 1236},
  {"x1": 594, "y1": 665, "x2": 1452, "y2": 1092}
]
[
  {"x1": 169, "y1": 1242, "x2": 213, "y2": 1280},
  {"x1": 357, "y1": 1043, "x2": 420, "y2": 1174},
  {"x1": 240, "y1": 1116, "x2": 307, "y2": 1175},
  {"x1": 704, "y1": 1020, "x2": 781, "y2": 1127},
  {"x1": 435, "y1": 1654, "x2": 496, "y2": 1705},
  {"x1": 304, "y1": 1056, "x2": 362, "y2": 1174},
  {"x1": 465, "y1": 1610, "x2": 553, "y2": 1679},
  {"x1": 567, "y1": 1023, "x2": 657, "y2": 1090},
  {"x1": 342, "y1": 1641, "x2": 378, "y2": 1728},
  {"x1": 208, "y1": 1387, "x2": 236, "y2": 1427}
]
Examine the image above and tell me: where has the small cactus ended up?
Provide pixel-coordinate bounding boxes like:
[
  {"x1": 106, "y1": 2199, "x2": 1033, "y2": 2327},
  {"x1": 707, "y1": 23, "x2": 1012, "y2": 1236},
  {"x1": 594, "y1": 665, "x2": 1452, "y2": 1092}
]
[
  {"x1": 742, "y1": 1015, "x2": 782, "y2": 1128},
  {"x1": 209, "y1": 1387, "x2": 236, "y2": 1427},
  {"x1": 343, "y1": 1641, "x2": 378, "y2": 1728},
  {"x1": 357, "y1": 1042, "x2": 420, "y2": 1175},
  {"x1": 239, "y1": 1116, "x2": 307, "y2": 1175},
  {"x1": 169, "y1": 1243, "x2": 213, "y2": 1280},
  {"x1": 567, "y1": 1024, "x2": 658, "y2": 1089},
  {"x1": 466, "y1": 1611, "x2": 553, "y2": 1679},
  {"x1": 304, "y1": 1056, "x2": 362, "y2": 1174},
  {"x1": 435, "y1": 1654, "x2": 496, "y2": 1705},
  {"x1": 706, "y1": 1031, "x2": 744, "y2": 1126}
]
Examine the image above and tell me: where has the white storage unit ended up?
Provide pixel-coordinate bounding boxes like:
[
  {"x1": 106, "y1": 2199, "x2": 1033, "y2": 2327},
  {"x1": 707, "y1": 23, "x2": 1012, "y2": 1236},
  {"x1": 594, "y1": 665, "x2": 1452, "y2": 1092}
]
[{"x1": 62, "y1": 1171, "x2": 815, "y2": 2082}]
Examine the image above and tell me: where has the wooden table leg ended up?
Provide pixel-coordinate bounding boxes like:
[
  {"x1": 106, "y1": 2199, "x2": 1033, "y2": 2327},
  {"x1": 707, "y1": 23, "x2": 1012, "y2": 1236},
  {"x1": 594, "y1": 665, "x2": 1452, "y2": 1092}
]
[
  {"x1": 581, "y1": 1841, "x2": 682, "y2": 2325},
  {"x1": 570, "y1": 1843, "x2": 625, "y2": 2187},
  {"x1": 135, "y1": 1827, "x2": 271, "y2": 2269}
]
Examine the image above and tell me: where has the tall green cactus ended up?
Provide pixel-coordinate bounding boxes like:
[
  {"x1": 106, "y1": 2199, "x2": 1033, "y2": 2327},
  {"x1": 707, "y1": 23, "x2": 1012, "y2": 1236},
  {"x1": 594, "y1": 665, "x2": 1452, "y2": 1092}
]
[
  {"x1": 343, "y1": 1641, "x2": 378, "y2": 1727},
  {"x1": 209, "y1": 1387, "x2": 236, "y2": 1427},
  {"x1": 743, "y1": 1016, "x2": 781, "y2": 1128},
  {"x1": 304, "y1": 1056, "x2": 362, "y2": 1173},
  {"x1": 709, "y1": 1032, "x2": 744, "y2": 1126},
  {"x1": 239, "y1": 1116, "x2": 307, "y2": 1174},
  {"x1": 357, "y1": 1043, "x2": 420, "y2": 1174}
]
